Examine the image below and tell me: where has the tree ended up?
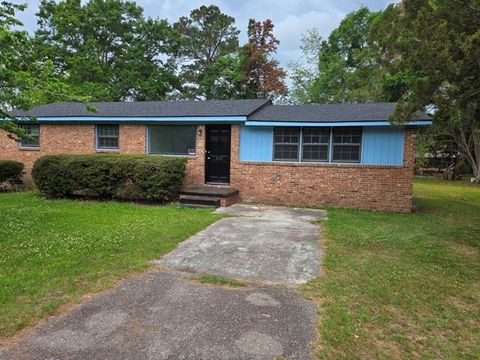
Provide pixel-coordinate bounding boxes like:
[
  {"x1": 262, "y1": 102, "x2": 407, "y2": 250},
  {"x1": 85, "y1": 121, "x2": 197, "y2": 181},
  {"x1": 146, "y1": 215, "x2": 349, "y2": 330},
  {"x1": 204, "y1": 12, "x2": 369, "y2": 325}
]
[
  {"x1": 0, "y1": 1, "x2": 82, "y2": 138},
  {"x1": 289, "y1": 29, "x2": 323, "y2": 103},
  {"x1": 242, "y1": 19, "x2": 288, "y2": 99},
  {"x1": 372, "y1": 0, "x2": 480, "y2": 182},
  {"x1": 174, "y1": 5, "x2": 240, "y2": 100},
  {"x1": 290, "y1": 7, "x2": 386, "y2": 104},
  {"x1": 35, "y1": 0, "x2": 177, "y2": 101}
]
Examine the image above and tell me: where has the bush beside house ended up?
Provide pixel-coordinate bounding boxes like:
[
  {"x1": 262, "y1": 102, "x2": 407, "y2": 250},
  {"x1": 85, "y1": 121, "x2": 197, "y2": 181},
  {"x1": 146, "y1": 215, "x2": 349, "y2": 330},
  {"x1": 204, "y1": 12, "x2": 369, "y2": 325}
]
[
  {"x1": 32, "y1": 155, "x2": 187, "y2": 202},
  {"x1": 0, "y1": 160, "x2": 24, "y2": 187}
]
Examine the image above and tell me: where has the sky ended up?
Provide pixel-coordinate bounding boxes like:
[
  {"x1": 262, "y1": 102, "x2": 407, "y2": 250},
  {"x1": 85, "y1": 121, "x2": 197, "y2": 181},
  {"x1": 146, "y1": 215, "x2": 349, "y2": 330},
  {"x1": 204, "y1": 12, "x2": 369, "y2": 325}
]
[{"x1": 13, "y1": 0, "x2": 394, "y2": 77}]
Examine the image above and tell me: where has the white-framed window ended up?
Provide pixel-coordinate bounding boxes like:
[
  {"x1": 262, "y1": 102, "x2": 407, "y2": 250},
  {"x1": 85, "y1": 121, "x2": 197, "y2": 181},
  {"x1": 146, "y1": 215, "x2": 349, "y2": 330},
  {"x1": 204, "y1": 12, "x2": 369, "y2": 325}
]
[{"x1": 96, "y1": 125, "x2": 119, "y2": 150}]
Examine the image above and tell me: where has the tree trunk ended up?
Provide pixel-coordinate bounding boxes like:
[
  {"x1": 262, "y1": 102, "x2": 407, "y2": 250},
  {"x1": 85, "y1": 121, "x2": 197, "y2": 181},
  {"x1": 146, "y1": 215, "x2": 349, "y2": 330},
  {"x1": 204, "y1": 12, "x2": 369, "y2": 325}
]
[{"x1": 456, "y1": 124, "x2": 480, "y2": 183}]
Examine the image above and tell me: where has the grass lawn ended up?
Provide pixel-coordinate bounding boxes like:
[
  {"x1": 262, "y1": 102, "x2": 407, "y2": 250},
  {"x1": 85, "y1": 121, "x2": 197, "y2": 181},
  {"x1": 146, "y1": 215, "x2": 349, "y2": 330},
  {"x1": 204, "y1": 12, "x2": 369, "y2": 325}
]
[
  {"x1": 0, "y1": 191, "x2": 220, "y2": 339},
  {"x1": 303, "y1": 178, "x2": 480, "y2": 359}
]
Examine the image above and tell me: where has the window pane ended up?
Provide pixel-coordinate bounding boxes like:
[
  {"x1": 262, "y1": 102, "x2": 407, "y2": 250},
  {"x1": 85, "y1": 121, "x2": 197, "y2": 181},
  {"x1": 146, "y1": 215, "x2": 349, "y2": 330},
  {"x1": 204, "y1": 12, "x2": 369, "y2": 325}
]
[
  {"x1": 20, "y1": 124, "x2": 40, "y2": 147},
  {"x1": 303, "y1": 145, "x2": 329, "y2": 161},
  {"x1": 149, "y1": 126, "x2": 196, "y2": 155},
  {"x1": 333, "y1": 127, "x2": 362, "y2": 145},
  {"x1": 332, "y1": 127, "x2": 362, "y2": 162},
  {"x1": 302, "y1": 128, "x2": 329, "y2": 162},
  {"x1": 302, "y1": 128, "x2": 329, "y2": 144},
  {"x1": 98, "y1": 125, "x2": 118, "y2": 137},
  {"x1": 274, "y1": 145, "x2": 298, "y2": 160},
  {"x1": 97, "y1": 125, "x2": 119, "y2": 149},
  {"x1": 98, "y1": 137, "x2": 118, "y2": 148},
  {"x1": 274, "y1": 127, "x2": 299, "y2": 144},
  {"x1": 273, "y1": 127, "x2": 299, "y2": 161}
]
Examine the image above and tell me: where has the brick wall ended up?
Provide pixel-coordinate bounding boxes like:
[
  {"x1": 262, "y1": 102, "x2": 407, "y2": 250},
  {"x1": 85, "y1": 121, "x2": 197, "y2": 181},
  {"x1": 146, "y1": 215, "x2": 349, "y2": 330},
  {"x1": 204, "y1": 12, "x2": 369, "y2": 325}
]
[
  {"x1": 0, "y1": 124, "x2": 146, "y2": 184},
  {"x1": 1, "y1": 124, "x2": 93, "y2": 184},
  {"x1": 0, "y1": 123, "x2": 207, "y2": 187},
  {"x1": 228, "y1": 125, "x2": 416, "y2": 212},
  {"x1": 0, "y1": 122, "x2": 416, "y2": 211},
  {"x1": 184, "y1": 125, "x2": 205, "y2": 186}
]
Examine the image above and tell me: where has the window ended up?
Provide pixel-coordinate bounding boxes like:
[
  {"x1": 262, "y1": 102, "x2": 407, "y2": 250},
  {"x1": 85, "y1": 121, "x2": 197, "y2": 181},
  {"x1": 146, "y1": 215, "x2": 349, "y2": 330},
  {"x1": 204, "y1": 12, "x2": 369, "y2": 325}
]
[
  {"x1": 332, "y1": 127, "x2": 362, "y2": 162},
  {"x1": 148, "y1": 125, "x2": 197, "y2": 155},
  {"x1": 302, "y1": 128, "x2": 330, "y2": 162},
  {"x1": 273, "y1": 127, "x2": 299, "y2": 161},
  {"x1": 19, "y1": 124, "x2": 40, "y2": 148},
  {"x1": 96, "y1": 125, "x2": 119, "y2": 149}
]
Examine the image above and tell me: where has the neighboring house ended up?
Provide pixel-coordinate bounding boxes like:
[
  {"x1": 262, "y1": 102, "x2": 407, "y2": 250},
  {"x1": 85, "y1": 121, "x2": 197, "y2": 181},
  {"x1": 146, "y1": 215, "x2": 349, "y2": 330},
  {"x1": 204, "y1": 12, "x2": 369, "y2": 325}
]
[{"x1": 1, "y1": 99, "x2": 432, "y2": 211}]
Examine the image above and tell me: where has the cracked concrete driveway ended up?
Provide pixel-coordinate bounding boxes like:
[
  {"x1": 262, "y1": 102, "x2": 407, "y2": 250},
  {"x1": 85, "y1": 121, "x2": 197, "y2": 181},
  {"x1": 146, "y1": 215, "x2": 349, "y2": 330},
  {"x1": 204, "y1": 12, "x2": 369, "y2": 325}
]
[
  {"x1": 1, "y1": 204, "x2": 324, "y2": 360},
  {"x1": 155, "y1": 204, "x2": 325, "y2": 285},
  {"x1": 1, "y1": 272, "x2": 316, "y2": 360}
]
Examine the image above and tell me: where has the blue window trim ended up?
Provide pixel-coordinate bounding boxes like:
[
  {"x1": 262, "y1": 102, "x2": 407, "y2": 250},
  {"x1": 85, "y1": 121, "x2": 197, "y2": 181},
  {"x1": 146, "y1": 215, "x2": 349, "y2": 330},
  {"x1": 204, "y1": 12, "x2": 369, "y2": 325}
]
[
  {"x1": 272, "y1": 126, "x2": 363, "y2": 164},
  {"x1": 95, "y1": 124, "x2": 119, "y2": 150}
]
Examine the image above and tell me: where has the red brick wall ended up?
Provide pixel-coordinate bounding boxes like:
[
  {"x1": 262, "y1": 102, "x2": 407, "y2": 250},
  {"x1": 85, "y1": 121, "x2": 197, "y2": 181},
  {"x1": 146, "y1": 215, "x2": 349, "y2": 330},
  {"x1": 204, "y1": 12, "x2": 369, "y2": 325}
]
[
  {"x1": 0, "y1": 122, "x2": 416, "y2": 211},
  {"x1": 1, "y1": 124, "x2": 94, "y2": 184},
  {"x1": 0, "y1": 124, "x2": 146, "y2": 184},
  {"x1": 0, "y1": 123, "x2": 207, "y2": 187},
  {"x1": 119, "y1": 125, "x2": 146, "y2": 153},
  {"x1": 184, "y1": 125, "x2": 205, "y2": 186},
  {"x1": 228, "y1": 125, "x2": 416, "y2": 212}
]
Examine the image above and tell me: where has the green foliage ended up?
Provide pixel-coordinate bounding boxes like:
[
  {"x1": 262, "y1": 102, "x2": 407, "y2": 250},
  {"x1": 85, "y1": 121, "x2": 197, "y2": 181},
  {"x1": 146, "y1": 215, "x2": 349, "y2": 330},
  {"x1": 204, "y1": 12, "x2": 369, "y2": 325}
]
[
  {"x1": 35, "y1": 0, "x2": 178, "y2": 101},
  {"x1": 0, "y1": 160, "x2": 24, "y2": 185},
  {"x1": 290, "y1": 7, "x2": 386, "y2": 104},
  {"x1": 32, "y1": 154, "x2": 186, "y2": 201},
  {"x1": 0, "y1": 191, "x2": 219, "y2": 337},
  {"x1": 372, "y1": 0, "x2": 480, "y2": 182},
  {"x1": 0, "y1": 1, "x2": 88, "y2": 138},
  {"x1": 174, "y1": 5, "x2": 240, "y2": 100}
]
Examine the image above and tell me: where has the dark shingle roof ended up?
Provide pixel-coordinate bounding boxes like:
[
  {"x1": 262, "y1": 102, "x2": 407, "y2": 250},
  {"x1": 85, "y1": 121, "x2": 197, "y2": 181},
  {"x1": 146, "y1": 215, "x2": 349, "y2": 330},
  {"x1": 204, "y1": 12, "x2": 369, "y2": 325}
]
[
  {"x1": 247, "y1": 102, "x2": 432, "y2": 122},
  {"x1": 11, "y1": 99, "x2": 271, "y2": 118},
  {"x1": 11, "y1": 100, "x2": 432, "y2": 122}
]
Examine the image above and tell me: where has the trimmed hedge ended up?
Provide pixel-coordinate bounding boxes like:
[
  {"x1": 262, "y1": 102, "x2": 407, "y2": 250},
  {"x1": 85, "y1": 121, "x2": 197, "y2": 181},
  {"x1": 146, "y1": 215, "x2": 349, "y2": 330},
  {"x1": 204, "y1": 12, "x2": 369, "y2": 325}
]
[
  {"x1": 32, "y1": 154, "x2": 187, "y2": 202},
  {"x1": 0, "y1": 160, "x2": 24, "y2": 185}
]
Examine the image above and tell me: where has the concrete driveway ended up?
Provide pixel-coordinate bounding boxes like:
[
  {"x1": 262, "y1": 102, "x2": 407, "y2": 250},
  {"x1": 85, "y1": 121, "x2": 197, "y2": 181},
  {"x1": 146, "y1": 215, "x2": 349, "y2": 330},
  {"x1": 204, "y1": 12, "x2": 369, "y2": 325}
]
[
  {"x1": 1, "y1": 272, "x2": 316, "y2": 360},
  {"x1": 155, "y1": 204, "x2": 325, "y2": 285},
  {"x1": 1, "y1": 204, "x2": 324, "y2": 360}
]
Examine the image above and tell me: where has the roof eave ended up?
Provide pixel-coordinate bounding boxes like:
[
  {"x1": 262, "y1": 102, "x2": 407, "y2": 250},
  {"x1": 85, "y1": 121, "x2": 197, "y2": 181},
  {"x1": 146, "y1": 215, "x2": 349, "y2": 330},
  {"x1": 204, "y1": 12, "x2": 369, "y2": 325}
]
[{"x1": 244, "y1": 120, "x2": 433, "y2": 127}]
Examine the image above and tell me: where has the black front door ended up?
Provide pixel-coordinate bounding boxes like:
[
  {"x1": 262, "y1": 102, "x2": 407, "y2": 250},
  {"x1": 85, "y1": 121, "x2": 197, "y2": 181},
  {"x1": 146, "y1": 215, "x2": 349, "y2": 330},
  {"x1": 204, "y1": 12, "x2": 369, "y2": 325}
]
[{"x1": 205, "y1": 125, "x2": 231, "y2": 184}]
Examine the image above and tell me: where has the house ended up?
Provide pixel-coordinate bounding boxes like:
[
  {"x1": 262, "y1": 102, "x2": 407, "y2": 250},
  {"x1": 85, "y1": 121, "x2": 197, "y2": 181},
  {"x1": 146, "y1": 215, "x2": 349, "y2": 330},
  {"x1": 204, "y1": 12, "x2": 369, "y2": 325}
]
[{"x1": 1, "y1": 99, "x2": 432, "y2": 211}]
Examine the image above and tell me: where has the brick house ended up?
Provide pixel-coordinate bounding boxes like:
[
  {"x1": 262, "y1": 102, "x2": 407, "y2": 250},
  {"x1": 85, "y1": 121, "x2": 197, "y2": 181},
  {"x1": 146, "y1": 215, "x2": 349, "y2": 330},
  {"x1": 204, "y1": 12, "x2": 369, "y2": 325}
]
[{"x1": 1, "y1": 99, "x2": 432, "y2": 211}]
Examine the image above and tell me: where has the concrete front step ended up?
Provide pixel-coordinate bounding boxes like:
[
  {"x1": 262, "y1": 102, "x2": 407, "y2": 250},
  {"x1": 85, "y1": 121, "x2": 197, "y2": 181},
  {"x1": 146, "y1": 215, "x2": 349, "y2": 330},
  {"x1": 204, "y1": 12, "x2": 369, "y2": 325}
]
[
  {"x1": 179, "y1": 194, "x2": 220, "y2": 208},
  {"x1": 180, "y1": 186, "x2": 240, "y2": 208}
]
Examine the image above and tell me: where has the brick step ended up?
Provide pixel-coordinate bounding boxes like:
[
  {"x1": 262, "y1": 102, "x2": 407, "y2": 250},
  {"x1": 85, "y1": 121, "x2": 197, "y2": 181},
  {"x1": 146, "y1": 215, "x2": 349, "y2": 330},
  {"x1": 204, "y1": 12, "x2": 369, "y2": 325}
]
[{"x1": 179, "y1": 194, "x2": 220, "y2": 208}]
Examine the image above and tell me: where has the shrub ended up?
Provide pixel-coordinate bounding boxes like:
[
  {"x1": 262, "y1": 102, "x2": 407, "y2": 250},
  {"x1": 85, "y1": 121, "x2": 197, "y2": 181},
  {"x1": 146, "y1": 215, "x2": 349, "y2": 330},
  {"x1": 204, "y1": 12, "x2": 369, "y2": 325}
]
[
  {"x1": 32, "y1": 154, "x2": 186, "y2": 202},
  {"x1": 0, "y1": 160, "x2": 24, "y2": 185}
]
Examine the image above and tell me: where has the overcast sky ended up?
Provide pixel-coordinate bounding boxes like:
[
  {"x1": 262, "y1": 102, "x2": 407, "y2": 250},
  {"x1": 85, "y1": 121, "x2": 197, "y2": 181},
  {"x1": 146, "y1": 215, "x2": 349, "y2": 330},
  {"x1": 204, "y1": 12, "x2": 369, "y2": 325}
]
[{"x1": 14, "y1": 0, "x2": 394, "y2": 76}]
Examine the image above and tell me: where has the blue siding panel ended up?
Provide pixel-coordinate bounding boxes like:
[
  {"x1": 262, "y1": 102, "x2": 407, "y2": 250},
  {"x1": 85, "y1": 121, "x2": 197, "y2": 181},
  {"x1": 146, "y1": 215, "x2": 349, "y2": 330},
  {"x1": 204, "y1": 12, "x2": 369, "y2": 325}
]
[
  {"x1": 361, "y1": 127, "x2": 404, "y2": 165},
  {"x1": 240, "y1": 125, "x2": 404, "y2": 165},
  {"x1": 239, "y1": 125, "x2": 273, "y2": 162}
]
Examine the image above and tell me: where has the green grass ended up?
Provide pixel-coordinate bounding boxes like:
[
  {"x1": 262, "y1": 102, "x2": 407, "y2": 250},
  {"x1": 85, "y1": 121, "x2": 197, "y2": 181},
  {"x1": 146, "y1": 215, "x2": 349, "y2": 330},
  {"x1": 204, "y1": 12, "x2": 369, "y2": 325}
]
[
  {"x1": 193, "y1": 274, "x2": 247, "y2": 288},
  {"x1": 0, "y1": 191, "x2": 220, "y2": 338},
  {"x1": 302, "y1": 178, "x2": 480, "y2": 359}
]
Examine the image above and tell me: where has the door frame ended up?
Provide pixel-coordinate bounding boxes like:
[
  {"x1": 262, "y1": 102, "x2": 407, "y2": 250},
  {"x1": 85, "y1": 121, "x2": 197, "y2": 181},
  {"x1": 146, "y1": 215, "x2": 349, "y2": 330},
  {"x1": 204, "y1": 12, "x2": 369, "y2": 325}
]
[{"x1": 205, "y1": 124, "x2": 231, "y2": 185}]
